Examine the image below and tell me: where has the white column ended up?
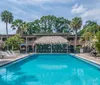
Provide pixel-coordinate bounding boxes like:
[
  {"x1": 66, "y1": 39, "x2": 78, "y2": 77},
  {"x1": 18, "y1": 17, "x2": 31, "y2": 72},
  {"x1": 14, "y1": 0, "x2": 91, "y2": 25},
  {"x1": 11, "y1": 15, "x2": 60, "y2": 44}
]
[
  {"x1": 0, "y1": 37, "x2": 3, "y2": 41},
  {"x1": 51, "y1": 44, "x2": 52, "y2": 53},
  {"x1": 35, "y1": 45, "x2": 37, "y2": 53},
  {"x1": 67, "y1": 43, "x2": 69, "y2": 53},
  {"x1": 26, "y1": 37, "x2": 28, "y2": 53}
]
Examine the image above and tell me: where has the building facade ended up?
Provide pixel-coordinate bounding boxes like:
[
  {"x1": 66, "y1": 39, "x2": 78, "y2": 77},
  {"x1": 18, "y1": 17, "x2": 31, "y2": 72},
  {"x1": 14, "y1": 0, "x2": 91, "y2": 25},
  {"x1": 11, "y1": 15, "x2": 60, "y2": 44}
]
[{"x1": 0, "y1": 33, "x2": 84, "y2": 53}]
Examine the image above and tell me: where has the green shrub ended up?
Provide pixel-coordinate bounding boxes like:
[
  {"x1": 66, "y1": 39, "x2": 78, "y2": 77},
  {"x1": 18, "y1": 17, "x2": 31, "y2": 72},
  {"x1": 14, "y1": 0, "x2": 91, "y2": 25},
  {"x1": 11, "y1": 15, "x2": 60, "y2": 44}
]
[
  {"x1": 5, "y1": 34, "x2": 24, "y2": 50},
  {"x1": 76, "y1": 46, "x2": 81, "y2": 53}
]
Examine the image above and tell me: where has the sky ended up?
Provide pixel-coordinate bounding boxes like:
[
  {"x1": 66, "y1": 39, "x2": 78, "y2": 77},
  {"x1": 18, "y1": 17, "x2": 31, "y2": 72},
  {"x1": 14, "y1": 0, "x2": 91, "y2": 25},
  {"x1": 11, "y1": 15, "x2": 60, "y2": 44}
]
[{"x1": 0, "y1": 0, "x2": 100, "y2": 34}]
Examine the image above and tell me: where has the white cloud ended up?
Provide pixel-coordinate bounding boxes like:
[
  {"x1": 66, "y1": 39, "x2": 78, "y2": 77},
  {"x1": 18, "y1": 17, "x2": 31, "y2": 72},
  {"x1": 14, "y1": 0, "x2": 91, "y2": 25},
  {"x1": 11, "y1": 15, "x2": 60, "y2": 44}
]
[
  {"x1": 8, "y1": 0, "x2": 76, "y2": 5},
  {"x1": 11, "y1": 7, "x2": 27, "y2": 15},
  {"x1": 40, "y1": 5, "x2": 53, "y2": 10},
  {"x1": 81, "y1": 9, "x2": 100, "y2": 23},
  {"x1": 81, "y1": 9, "x2": 100, "y2": 19},
  {"x1": 71, "y1": 4, "x2": 86, "y2": 14}
]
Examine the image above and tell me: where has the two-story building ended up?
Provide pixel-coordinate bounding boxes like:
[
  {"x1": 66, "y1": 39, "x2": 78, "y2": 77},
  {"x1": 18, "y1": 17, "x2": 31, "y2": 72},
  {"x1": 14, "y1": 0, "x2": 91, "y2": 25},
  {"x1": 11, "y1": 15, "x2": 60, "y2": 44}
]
[{"x1": 0, "y1": 33, "x2": 84, "y2": 53}]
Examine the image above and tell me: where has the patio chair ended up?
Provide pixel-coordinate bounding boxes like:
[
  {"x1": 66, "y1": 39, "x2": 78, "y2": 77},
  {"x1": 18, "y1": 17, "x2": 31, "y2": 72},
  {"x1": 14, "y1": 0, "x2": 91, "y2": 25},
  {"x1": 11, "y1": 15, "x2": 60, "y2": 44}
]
[
  {"x1": 8, "y1": 50, "x2": 17, "y2": 57},
  {"x1": 0, "y1": 51, "x2": 14, "y2": 58},
  {"x1": 0, "y1": 52, "x2": 4, "y2": 59},
  {"x1": 7, "y1": 50, "x2": 12, "y2": 55},
  {"x1": 10, "y1": 50, "x2": 16, "y2": 55},
  {"x1": 90, "y1": 49, "x2": 97, "y2": 57}
]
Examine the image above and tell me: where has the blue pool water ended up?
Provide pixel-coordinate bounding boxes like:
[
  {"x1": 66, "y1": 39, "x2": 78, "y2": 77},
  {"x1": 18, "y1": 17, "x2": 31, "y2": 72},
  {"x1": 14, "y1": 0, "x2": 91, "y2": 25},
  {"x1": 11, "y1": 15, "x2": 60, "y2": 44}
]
[{"x1": 0, "y1": 54, "x2": 100, "y2": 85}]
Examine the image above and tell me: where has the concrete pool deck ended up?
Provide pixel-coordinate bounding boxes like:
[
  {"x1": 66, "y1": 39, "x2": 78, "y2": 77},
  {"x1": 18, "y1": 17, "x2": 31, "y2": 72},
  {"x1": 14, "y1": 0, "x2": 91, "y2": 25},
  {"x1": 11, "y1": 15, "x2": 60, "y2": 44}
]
[
  {"x1": 76, "y1": 53, "x2": 100, "y2": 65},
  {"x1": 0, "y1": 53, "x2": 32, "y2": 67}
]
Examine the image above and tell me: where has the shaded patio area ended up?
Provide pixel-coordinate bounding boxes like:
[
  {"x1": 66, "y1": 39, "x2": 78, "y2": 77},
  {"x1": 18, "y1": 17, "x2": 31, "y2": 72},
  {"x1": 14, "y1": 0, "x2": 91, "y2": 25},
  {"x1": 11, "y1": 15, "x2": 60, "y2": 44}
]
[{"x1": 33, "y1": 36, "x2": 69, "y2": 53}]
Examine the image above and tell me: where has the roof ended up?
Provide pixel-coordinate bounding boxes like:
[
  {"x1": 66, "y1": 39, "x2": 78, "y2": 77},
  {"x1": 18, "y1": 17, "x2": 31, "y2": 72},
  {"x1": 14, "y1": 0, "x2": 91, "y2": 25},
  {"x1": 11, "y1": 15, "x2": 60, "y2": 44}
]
[
  {"x1": 70, "y1": 41, "x2": 85, "y2": 46},
  {"x1": 34, "y1": 36, "x2": 68, "y2": 44},
  {"x1": 0, "y1": 33, "x2": 82, "y2": 38},
  {"x1": 0, "y1": 33, "x2": 70, "y2": 36}
]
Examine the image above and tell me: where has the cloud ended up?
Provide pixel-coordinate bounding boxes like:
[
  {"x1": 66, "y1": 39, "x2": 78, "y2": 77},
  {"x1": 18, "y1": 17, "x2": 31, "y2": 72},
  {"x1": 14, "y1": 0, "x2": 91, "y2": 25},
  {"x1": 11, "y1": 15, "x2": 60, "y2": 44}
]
[
  {"x1": 81, "y1": 9, "x2": 100, "y2": 23},
  {"x1": 8, "y1": 0, "x2": 76, "y2": 5},
  {"x1": 71, "y1": 3, "x2": 87, "y2": 14},
  {"x1": 0, "y1": 0, "x2": 100, "y2": 34},
  {"x1": 11, "y1": 7, "x2": 27, "y2": 15}
]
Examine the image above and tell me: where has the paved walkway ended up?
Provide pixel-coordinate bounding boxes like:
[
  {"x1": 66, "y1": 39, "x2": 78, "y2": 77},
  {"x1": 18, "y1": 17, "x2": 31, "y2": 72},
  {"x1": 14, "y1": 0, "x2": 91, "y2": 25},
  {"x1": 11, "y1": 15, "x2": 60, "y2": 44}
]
[
  {"x1": 76, "y1": 53, "x2": 100, "y2": 65},
  {"x1": 0, "y1": 53, "x2": 32, "y2": 67}
]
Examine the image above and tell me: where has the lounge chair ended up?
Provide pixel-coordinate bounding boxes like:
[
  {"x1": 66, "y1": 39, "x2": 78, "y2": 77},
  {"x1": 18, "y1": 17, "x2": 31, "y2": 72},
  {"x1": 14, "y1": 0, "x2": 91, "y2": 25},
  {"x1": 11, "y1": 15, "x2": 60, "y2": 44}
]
[
  {"x1": 7, "y1": 50, "x2": 12, "y2": 55},
  {"x1": 0, "y1": 52, "x2": 4, "y2": 59},
  {"x1": 7, "y1": 50, "x2": 16, "y2": 57},
  {"x1": 0, "y1": 51, "x2": 14, "y2": 58},
  {"x1": 10, "y1": 50, "x2": 17, "y2": 56}
]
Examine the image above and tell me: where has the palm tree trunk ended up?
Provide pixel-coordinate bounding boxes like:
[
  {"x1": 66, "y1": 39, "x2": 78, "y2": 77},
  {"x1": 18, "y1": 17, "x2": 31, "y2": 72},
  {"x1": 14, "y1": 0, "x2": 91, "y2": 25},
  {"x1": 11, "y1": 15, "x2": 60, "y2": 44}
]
[
  {"x1": 6, "y1": 22, "x2": 9, "y2": 50},
  {"x1": 6, "y1": 22, "x2": 8, "y2": 38},
  {"x1": 75, "y1": 30, "x2": 77, "y2": 52}
]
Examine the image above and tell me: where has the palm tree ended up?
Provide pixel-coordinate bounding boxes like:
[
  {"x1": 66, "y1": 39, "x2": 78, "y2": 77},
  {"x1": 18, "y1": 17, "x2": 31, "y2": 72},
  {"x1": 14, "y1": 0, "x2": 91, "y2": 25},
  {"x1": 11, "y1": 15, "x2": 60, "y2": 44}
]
[
  {"x1": 21, "y1": 22, "x2": 28, "y2": 35},
  {"x1": 70, "y1": 17, "x2": 82, "y2": 52},
  {"x1": 1, "y1": 10, "x2": 13, "y2": 38},
  {"x1": 11, "y1": 19, "x2": 23, "y2": 34},
  {"x1": 85, "y1": 20, "x2": 98, "y2": 35},
  {"x1": 11, "y1": 19, "x2": 28, "y2": 35},
  {"x1": 83, "y1": 32, "x2": 93, "y2": 49}
]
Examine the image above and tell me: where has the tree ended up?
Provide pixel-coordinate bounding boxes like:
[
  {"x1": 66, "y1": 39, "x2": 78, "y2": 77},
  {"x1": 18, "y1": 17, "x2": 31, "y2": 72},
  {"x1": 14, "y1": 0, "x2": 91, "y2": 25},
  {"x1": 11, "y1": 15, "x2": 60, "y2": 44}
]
[
  {"x1": 40, "y1": 15, "x2": 56, "y2": 33},
  {"x1": 95, "y1": 31, "x2": 100, "y2": 52},
  {"x1": 25, "y1": 15, "x2": 71, "y2": 34},
  {"x1": 82, "y1": 32, "x2": 92, "y2": 41},
  {"x1": 11, "y1": 19, "x2": 28, "y2": 35},
  {"x1": 84, "y1": 20, "x2": 98, "y2": 35},
  {"x1": 78, "y1": 25, "x2": 86, "y2": 36},
  {"x1": 5, "y1": 34, "x2": 24, "y2": 50},
  {"x1": 1, "y1": 10, "x2": 13, "y2": 38},
  {"x1": 70, "y1": 17, "x2": 82, "y2": 51},
  {"x1": 54, "y1": 17, "x2": 71, "y2": 33},
  {"x1": 26, "y1": 20, "x2": 41, "y2": 34},
  {"x1": 21, "y1": 22, "x2": 28, "y2": 35},
  {"x1": 79, "y1": 20, "x2": 99, "y2": 36},
  {"x1": 82, "y1": 32, "x2": 93, "y2": 50},
  {"x1": 79, "y1": 21, "x2": 99, "y2": 50}
]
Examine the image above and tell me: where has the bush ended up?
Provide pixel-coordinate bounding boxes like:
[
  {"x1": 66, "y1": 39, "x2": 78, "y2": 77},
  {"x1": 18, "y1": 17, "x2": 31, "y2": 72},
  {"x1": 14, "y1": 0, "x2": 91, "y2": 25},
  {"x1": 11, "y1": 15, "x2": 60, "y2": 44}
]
[
  {"x1": 76, "y1": 46, "x2": 81, "y2": 53},
  {"x1": 5, "y1": 34, "x2": 24, "y2": 50}
]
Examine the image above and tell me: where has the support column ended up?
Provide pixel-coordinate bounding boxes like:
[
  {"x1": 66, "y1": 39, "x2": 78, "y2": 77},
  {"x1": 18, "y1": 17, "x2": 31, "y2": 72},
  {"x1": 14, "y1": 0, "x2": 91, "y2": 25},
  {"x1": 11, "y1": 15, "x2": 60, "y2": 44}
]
[
  {"x1": 0, "y1": 37, "x2": 3, "y2": 41},
  {"x1": 20, "y1": 45, "x2": 21, "y2": 53},
  {"x1": 26, "y1": 37, "x2": 28, "y2": 53},
  {"x1": 35, "y1": 45, "x2": 37, "y2": 53},
  {"x1": 67, "y1": 43, "x2": 69, "y2": 53},
  {"x1": 51, "y1": 44, "x2": 52, "y2": 53}
]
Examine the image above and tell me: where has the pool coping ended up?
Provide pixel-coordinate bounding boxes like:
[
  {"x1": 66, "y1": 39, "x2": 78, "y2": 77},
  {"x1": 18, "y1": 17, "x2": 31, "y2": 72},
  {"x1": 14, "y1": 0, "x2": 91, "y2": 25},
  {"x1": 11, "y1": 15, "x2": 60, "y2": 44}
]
[
  {"x1": 0, "y1": 53, "x2": 64, "y2": 67},
  {"x1": 0, "y1": 53, "x2": 33, "y2": 68},
  {"x1": 71, "y1": 54, "x2": 100, "y2": 69}
]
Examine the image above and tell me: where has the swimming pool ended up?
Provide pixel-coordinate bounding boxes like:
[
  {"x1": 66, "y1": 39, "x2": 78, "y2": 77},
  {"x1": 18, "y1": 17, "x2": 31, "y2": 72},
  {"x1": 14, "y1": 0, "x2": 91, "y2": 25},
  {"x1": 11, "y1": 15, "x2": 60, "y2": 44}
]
[{"x1": 0, "y1": 54, "x2": 100, "y2": 85}]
